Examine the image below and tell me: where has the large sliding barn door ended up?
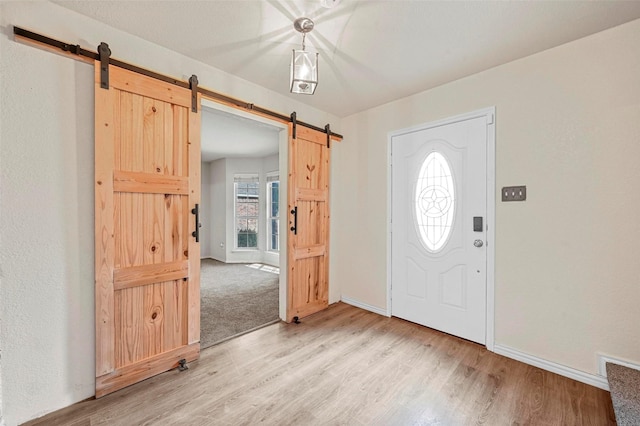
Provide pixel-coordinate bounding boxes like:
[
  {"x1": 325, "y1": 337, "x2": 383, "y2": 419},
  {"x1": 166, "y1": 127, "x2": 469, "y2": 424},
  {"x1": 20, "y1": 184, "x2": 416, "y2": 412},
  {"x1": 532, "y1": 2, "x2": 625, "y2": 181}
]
[
  {"x1": 287, "y1": 126, "x2": 330, "y2": 321},
  {"x1": 95, "y1": 64, "x2": 201, "y2": 398}
]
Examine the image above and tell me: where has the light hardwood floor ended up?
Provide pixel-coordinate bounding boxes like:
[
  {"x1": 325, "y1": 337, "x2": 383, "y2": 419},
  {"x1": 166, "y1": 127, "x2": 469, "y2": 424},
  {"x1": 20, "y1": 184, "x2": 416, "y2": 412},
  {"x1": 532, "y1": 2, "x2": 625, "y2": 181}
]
[{"x1": 25, "y1": 303, "x2": 615, "y2": 425}]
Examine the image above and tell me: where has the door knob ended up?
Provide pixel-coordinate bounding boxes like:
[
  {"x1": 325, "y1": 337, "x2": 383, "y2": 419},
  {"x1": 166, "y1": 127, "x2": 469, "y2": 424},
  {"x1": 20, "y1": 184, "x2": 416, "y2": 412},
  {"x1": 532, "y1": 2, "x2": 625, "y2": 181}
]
[{"x1": 473, "y1": 239, "x2": 484, "y2": 248}]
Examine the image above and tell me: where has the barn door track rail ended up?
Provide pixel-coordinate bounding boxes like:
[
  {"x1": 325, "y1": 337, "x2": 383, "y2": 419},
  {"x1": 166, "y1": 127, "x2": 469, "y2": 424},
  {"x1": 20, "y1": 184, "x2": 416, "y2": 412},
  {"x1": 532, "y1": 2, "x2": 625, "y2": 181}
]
[{"x1": 13, "y1": 26, "x2": 342, "y2": 141}]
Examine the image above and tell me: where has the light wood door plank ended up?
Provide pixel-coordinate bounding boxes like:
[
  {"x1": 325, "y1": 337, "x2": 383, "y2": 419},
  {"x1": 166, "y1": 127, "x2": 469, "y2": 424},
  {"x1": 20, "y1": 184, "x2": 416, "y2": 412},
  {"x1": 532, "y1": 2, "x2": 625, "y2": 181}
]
[
  {"x1": 95, "y1": 65, "x2": 116, "y2": 377},
  {"x1": 294, "y1": 244, "x2": 326, "y2": 260},
  {"x1": 168, "y1": 195, "x2": 182, "y2": 262},
  {"x1": 131, "y1": 190, "x2": 144, "y2": 267},
  {"x1": 114, "y1": 260, "x2": 189, "y2": 290},
  {"x1": 152, "y1": 99, "x2": 165, "y2": 176},
  {"x1": 143, "y1": 97, "x2": 155, "y2": 174},
  {"x1": 96, "y1": 343, "x2": 199, "y2": 399},
  {"x1": 162, "y1": 280, "x2": 186, "y2": 352},
  {"x1": 143, "y1": 282, "x2": 164, "y2": 359},
  {"x1": 163, "y1": 102, "x2": 174, "y2": 176},
  {"x1": 143, "y1": 193, "x2": 154, "y2": 264},
  {"x1": 118, "y1": 91, "x2": 132, "y2": 172},
  {"x1": 115, "y1": 286, "x2": 144, "y2": 367},
  {"x1": 295, "y1": 125, "x2": 327, "y2": 145},
  {"x1": 110, "y1": 67, "x2": 191, "y2": 109},
  {"x1": 295, "y1": 187, "x2": 327, "y2": 202},
  {"x1": 174, "y1": 105, "x2": 187, "y2": 177},
  {"x1": 153, "y1": 193, "x2": 165, "y2": 265},
  {"x1": 187, "y1": 94, "x2": 201, "y2": 345},
  {"x1": 113, "y1": 171, "x2": 189, "y2": 194},
  {"x1": 162, "y1": 281, "x2": 177, "y2": 352},
  {"x1": 131, "y1": 93, "x2": 145, "y2": 173}
]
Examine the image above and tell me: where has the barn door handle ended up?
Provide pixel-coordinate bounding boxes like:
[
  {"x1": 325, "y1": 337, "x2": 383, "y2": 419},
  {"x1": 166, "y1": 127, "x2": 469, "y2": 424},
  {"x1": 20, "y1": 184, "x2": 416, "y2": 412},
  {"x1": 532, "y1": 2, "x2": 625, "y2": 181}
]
[
  {"x1": 290, "y1": 207, "x2": 297, "y2": 235},
  {"x1": 191, "y1": 204, "x2": 201, "y2": 242}
]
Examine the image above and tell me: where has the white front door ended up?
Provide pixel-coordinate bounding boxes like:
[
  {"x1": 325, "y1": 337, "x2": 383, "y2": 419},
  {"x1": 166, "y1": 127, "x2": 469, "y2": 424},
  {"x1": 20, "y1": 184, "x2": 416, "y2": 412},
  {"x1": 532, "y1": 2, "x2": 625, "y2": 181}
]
[{"x1": 391, "y1": 114, "x2": 489, "y2": 344}]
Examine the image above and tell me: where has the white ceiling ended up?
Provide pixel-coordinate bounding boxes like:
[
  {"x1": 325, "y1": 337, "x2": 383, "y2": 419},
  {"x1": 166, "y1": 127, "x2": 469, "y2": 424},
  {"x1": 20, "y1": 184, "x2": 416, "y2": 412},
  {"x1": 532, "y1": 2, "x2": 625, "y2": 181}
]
[
  {"x1": 201, "y1": 107, "x2": 280, "y2": 162},
  {"x1": 54, "y1": 1, "x2": 640, "y2": 117}
]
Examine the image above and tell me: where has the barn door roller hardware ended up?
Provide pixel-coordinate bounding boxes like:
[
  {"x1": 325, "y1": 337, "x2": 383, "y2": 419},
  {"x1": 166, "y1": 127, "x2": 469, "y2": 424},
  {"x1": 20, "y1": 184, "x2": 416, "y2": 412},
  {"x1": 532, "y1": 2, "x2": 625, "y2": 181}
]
[
  {"x1": 291, "y1": 112, "x2": 297, "y2": 139},
  {"x1": 177, "y1": 359, "x2": 189, "y2": 371},
  {"x1": 325, "y1": 124, "x2": 331, "y2": 148},
  {"x1": 98, "y1": 42, "x2": 111, "y2": 89},
  {"x1": 189, "y1": 75, "x2": 199, "y2": 112},
  {"x1": 12, "y1": 26, "x2": 343, "y2": 139}
]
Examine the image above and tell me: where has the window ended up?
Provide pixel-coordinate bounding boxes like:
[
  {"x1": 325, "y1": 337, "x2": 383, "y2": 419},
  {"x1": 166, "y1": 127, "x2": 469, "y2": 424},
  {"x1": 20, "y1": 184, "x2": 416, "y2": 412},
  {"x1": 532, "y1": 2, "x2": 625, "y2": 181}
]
[
  {"x1": 414, "y1": 151, "x2": 455, "y2": 252},
  {"x1": 234, "y1": 174, "x2": 259, "y2": 249},
  {"x1": 267, "y1": 174, "x2": 279, "y2": 252}
]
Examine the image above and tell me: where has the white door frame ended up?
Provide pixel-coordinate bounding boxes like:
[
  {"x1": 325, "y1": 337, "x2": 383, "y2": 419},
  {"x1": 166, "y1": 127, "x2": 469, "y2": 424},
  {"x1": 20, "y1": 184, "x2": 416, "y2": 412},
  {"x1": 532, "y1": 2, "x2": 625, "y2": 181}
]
[{"x1": 387, "y1": 107, "x2": 496, "y2": 351}]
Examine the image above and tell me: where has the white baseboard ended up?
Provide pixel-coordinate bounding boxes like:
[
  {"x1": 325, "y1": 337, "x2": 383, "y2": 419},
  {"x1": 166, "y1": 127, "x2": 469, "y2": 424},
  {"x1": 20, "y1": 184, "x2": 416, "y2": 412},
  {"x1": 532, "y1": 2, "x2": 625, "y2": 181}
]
[
  {"x1": 494, "y1": 344, "x2": 609, "y2": 391},
  {"x1": 341, "y1": 296, "x2": 390, "y2": 317},
  {"x1": 338, "y1": 300, "x2": 616, "y2": 392},
  {"x1": 598, "y1": 354, "x2": 640, "y2": 377}
]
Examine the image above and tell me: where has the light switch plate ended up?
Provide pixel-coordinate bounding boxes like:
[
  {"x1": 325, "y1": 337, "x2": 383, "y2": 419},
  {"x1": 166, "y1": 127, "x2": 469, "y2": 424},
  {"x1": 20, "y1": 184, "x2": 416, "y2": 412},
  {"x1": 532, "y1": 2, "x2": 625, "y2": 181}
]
[{"x1": 502, "y1": 185, "x2": 526, "y2": 201}]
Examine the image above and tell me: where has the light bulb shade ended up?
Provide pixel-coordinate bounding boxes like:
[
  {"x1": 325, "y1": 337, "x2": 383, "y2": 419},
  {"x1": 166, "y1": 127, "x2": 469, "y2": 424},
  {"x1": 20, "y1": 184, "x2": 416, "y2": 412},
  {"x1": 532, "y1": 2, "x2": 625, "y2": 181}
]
[{"x1": 290, "y1": 49, "x2": 318, "y2": 94}]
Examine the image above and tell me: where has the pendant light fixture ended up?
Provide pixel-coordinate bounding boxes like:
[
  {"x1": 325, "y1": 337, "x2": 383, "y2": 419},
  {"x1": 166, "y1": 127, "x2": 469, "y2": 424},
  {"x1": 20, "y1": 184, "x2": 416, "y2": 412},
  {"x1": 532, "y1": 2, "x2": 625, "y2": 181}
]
[{"x1": 290, "y1": 17, "x2": 318, "y2": 95}]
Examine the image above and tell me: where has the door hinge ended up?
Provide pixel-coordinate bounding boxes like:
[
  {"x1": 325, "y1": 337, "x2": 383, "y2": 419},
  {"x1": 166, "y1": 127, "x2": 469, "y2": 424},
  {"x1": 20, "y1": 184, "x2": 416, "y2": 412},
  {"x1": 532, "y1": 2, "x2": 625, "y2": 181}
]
[
  {"x1": 97, "y1": 42, "x2": 111, "y2": 90},
  {"x1": 487, "y1": 113, "x2": 494, "y2": 125}
]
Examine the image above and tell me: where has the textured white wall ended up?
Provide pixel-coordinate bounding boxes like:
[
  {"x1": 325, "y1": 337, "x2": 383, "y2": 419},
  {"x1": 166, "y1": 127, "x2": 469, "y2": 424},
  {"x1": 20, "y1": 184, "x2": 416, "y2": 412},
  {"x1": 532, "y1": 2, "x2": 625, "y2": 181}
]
[
  {"x1": 0, "y1": 24, "x2": 96, "y2": 426},
  {"x1": 0, "y1": 3, "x2": 339, "y2": 425},
  {"x1": 0, "y1": 12, "x2": 3, "y2": 423},
  {"x1": 262, "y1": 154, "x2": 281, "y2": 268},
  {"x1": 209, "y1": 159, "x2": 227, "y2": 262},
  {"x1": 333, "y1": 19, "x2": 640, "y2": 376}
]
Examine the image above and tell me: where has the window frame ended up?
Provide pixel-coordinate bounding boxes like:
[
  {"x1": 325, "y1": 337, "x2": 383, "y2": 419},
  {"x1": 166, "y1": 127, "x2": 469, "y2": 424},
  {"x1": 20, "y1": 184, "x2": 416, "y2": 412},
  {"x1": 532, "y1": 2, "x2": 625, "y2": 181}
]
[
  {"x1": 266, "y1": 173, "x2": 280, "y2": 252},
  {"x1": 234, "y1": 174, "x2": 260, "y2": 250}
]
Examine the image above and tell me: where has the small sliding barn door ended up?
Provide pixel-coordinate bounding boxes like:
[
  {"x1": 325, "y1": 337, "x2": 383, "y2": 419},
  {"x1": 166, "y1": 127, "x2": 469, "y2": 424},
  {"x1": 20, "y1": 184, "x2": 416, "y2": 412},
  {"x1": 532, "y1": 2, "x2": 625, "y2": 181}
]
[
  {"x1": 287, "y1": 125, "x2": 331, "y2": 321},
  {"x1": 95, "y1": 64, "x2": 201, "y2": 398}
]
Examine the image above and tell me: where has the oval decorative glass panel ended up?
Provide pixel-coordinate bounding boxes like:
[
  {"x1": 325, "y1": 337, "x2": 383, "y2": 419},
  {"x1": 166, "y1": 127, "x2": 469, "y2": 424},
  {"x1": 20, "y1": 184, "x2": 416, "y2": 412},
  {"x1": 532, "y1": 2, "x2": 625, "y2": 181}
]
[{"x1": 415, "y1": 151, "x2": 455, "y2": 252}]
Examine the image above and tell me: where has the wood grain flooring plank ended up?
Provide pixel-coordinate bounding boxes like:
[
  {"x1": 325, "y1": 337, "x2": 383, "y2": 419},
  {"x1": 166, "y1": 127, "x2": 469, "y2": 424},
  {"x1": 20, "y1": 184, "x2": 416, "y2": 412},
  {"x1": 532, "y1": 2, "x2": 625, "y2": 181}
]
[{"x1": 24, "y1": 303, "x2": 616, "y2": 426}]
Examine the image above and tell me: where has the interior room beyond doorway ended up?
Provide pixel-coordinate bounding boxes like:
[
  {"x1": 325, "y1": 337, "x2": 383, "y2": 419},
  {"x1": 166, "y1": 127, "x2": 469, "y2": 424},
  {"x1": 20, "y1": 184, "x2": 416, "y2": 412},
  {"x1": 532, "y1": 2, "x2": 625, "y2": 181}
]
[{"x1": 199, "y1": 104, "x2": 286, "y2": 348}]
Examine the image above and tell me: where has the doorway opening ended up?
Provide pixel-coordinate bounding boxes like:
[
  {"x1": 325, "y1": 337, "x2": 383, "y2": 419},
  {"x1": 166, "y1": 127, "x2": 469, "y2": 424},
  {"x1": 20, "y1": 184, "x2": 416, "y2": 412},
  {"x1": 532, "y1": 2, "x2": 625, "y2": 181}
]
[{"x1": 199, "y1": 100, "x2": 288, "y2": 348}]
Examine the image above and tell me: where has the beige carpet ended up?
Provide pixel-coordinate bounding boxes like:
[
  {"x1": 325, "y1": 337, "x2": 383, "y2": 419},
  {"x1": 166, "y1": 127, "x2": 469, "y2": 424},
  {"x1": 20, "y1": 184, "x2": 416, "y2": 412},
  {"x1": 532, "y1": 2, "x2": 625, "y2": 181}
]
[
  {"x1": 607, "y1": 362, "x2": 640, "y2": 426},
  {"x1": 200, "y1": 258, "x2": 280, "y2": 349}
]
